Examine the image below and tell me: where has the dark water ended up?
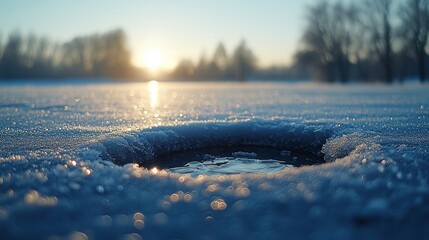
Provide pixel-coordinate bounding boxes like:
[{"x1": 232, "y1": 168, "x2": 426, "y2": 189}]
[{"x1": 140, "y1": 146, "x2": 325, "y2": 175}]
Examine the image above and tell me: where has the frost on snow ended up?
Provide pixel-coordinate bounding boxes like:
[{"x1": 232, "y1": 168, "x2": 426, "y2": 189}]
[{"x1": 0, "y1": 82, "x2": 429, "y2": 239}]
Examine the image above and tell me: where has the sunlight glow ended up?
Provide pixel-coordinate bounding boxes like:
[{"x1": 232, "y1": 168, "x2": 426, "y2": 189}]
[
  {"x1": 142, "y1": 49, "x2": 163, "y2": 71},
  {"x1": 151, "y1": 167, "x2": 159, "y2": 174}
]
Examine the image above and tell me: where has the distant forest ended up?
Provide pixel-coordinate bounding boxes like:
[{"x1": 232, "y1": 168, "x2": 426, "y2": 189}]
[
  {"x1": 0, "y1": 29, "x2": 140, "y2": 80},
  {"x1": 0, "y1": 0, "x2": 428, "y2": 83}
]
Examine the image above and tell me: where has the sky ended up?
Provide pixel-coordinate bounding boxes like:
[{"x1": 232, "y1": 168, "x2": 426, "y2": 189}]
[{"x1": 0, "y1": 0, "x2": 314, "y2": 70}]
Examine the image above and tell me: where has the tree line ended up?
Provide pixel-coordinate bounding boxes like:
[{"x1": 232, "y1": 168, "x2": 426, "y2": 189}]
[
  {"x1": 172, "y1": 0, "x2": 429, "y2": 83},
  {"x1": 171, "y1": 41, "x2": 257, "y2": 81},
  {"x1": 0, "y1": 29, "x2": 139, "y2": 79},
  {"x1": 0, "y1": 0, "x2": 428, "y2": 82},
  {"x1": 295, "y1": 0, "x2": 429, "y2": 83}
]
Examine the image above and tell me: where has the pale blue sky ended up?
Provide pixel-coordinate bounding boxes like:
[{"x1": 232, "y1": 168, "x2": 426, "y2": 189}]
[{"x1": 0, "y1": 0, "x2": 314, "y2": 69}]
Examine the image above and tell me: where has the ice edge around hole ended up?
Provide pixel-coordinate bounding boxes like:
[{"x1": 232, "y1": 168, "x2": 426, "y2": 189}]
[{"x1": 89, "y1": 120, "x2": 368, "y2": 170}]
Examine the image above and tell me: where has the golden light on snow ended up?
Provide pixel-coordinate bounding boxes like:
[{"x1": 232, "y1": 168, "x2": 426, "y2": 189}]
[
  {"x1": 134, "y1": 219, "x2": 145, "y2": 229},
  {"x1": 210, "y1": 199, "x2": 227, "y2": 211},
  {"x1": 150, "y1": 167, "x2": 159, "y2": 174},
  {"x1": 169, "y1": 193, "x2": 180, "y2": 202},
  {"x1": 184, "y1": 193, "x2": 193, "y2": 202},
  {"x1": 148, "y1": 80, "x2": 159, "y2": 108},
  {"x1": 134, "y1": 212, "x2": 144, "y2": 220},
  {"x1": 24, "y1": 190, "x2": 58, "y2": 206}
]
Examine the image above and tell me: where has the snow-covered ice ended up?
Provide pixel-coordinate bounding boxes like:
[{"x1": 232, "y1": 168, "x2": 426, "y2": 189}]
[{"x1": 0, "y1": 81, "x2": 429, "y2": 239}]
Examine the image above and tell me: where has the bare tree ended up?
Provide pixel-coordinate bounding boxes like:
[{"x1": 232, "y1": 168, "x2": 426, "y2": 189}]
[
  {"x1": 0, "y1": 34, "x2": 4, "y2": 67},
  {"x1": 0, "y1": 32, "x2": 24, "y2": 78},
  {"x1": 60, "y1": 29, "x2": 133, "y2": 78},
  {"x1": 361, "y1": 0, "x2": 395, "y2": 83},
  {"x1": 212, "y1": 43, "x2": 228, "y2": 72},
  {"x1": 0, "y1": 29, "x2": 135, "y2": 79},
  {"x1": 399, "y1": 0, "x2": 429, "y2": 82},
  {"x1": 102, "y1": 29, "x2": 133, "y2": 78},
  {"x1": 194, "y1": 53, "x2": 209, "y2": 79},
  {"x1": 173, "y1": 59, "x2": 195, "y2": 79},
  {"x1": 302, "y1": 1, "x2": 359, "y2": 83},
  {"x1": 232, "y1": 40, "x2": 257, "y2": 81}
]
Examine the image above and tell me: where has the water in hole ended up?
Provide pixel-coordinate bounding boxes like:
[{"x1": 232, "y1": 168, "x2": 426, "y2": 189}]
[{"x1": 140, "y1": 146, "x2": 324, "y2": 175}]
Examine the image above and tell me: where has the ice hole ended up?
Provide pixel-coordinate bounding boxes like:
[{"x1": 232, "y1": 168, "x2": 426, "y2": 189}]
[
  {"x1": 139, "y1": 146, "x2": 325, "y2": 175},
  {"x1": 98, "y1": 121, "x2": 334, "y2": 175}
]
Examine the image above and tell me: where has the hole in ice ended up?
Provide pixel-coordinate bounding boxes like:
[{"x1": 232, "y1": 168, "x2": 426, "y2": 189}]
[
  {"x1": 98, "y1": 121, "x2": 334, "y2": 175},
  {"x1": 140, "y1": 146, "x2": 324, "y2": 175}
]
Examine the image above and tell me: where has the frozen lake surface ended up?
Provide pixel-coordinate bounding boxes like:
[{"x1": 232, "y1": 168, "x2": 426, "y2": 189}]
[{"x1": 0, "y1": 81, "x2": 429, "y2": 239}]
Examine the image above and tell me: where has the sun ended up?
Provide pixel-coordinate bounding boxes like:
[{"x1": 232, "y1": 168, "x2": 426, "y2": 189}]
[{"x1": 141, "y1": 48, "x2": 163, "y2": 72}]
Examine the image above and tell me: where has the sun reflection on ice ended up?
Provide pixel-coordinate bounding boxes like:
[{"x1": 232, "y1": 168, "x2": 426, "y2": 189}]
[{"x1": 148, "y1": 80, "x2": 159, "y2": 108}]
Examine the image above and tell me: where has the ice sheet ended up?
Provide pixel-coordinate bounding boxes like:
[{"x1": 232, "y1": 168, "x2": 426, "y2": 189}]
[{"x1": 1, "y1": 81, "x2": 429, "y2": 239}]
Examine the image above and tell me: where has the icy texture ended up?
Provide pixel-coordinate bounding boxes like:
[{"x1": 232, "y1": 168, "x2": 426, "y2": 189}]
[
  {"x1": 231, "y1": 152, "x2": 258, "y2": 158},
  {"x1": 168, "y1": 158, "x2": 295, "y2": 176},
  {"x1": 96, "y1": 120, "x2": 331, "y2": 166},
  {"x1": 0, "y1": 81, "x2": 429, "y2": 239}
]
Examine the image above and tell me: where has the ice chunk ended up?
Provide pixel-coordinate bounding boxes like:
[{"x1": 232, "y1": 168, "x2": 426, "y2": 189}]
[{"x1": 231, "y1": 151, "x2": 258, "y2": 158}]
